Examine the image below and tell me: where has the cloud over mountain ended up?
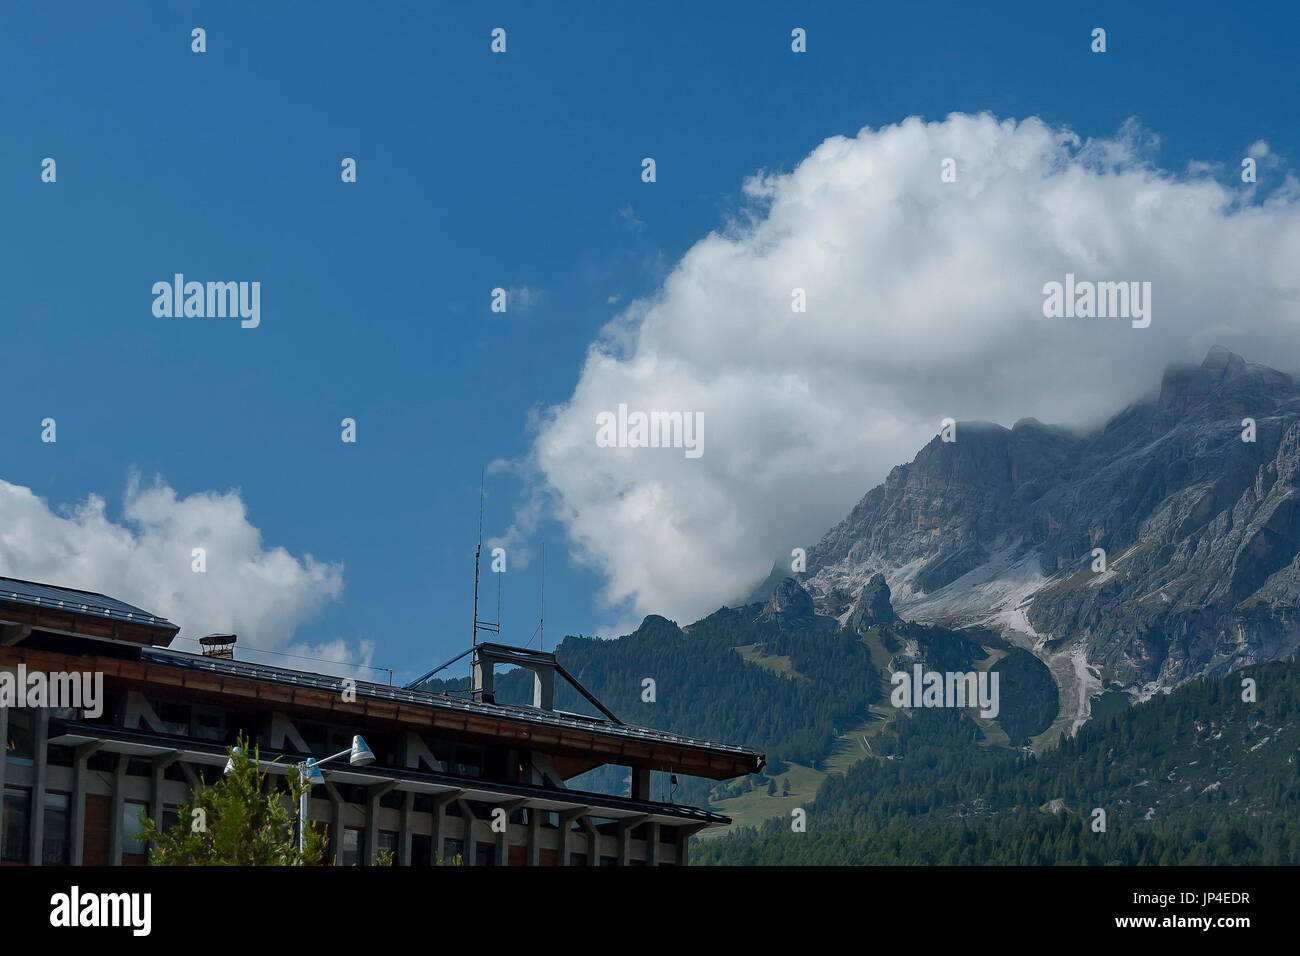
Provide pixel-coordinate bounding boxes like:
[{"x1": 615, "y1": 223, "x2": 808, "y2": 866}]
[{"x1": 533, "y1": 113, "x2": 1300, "y2": 629}]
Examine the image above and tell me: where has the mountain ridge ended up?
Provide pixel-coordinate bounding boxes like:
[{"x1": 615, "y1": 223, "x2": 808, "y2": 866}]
[{"x1": 790, "y1": 346, "x2": 1300, "y2": 728}]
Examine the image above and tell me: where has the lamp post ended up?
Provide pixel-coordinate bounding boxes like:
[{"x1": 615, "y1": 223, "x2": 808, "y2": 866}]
[{"x1": 296, "y1": 735, "x2": 376, "y2": 854}]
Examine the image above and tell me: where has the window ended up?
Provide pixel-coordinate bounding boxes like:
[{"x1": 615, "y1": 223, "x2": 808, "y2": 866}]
[
  {"x1": 341, "y1": 827, "x2": 362, "y2": 866},
  {"x1": 193, "y1": 710, "x2": 225, "y2": 742},
  {"x1": 2, "y1": 787, "x2": 30, "y2": 863},
  {"x1": 152, "y1": 700, "x2": 191, "y2": 736},
  {"x1": 5, "y1": 710, "x2": 34, "y2": 765},
  {"x1": 161, "y1": 805, "x2": 181, "y2": 835},
  {"x1": 121, "y1": 801, "x2": 149, "y2": 856},
  {"x1": 377, "y1": 830, "x2": 398, "y2": 860},
  {"x1": 455, "y1": 747, "x2": 483, "y2": 778},
  {"x1": 570, "y1": 853, "x2": 588, "y2": 867},
  {"x1": 441, "y1": 838, "x2": 463, "y2": 863},
  {"x1": 411, "y1": 833, "x2": 432, "y2": 866},
  {"x1": 475, "y1": 842, "x2": 497, "y2": 867},
  {"x1": 42, "y1": 793, "x2": 70, "y2": 865}
]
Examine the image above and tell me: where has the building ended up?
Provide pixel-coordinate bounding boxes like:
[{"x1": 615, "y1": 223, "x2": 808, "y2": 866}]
[{"x1": 0, "y1": 577, "x2": 763, "y2": 866}]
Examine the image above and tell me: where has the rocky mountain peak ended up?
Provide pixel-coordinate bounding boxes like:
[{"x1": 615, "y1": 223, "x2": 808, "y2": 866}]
[
  {"x1": 795, "y1": 348, "x2": 1300, "y2": 717},
  {"x1": 756, "y1": 577, "x2": 836, "y2": 631},
  {"x1": 848, "y1": 573, "x2": 897, "y2": 631}
]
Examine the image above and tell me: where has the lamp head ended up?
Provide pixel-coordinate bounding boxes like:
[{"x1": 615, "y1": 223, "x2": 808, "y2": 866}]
[
  {"x1": 349, "y1": 735, "x2": 375, "y2": 767},
  {"x1": 223, "y1": 746, "x2": 245, "y2": 775}
]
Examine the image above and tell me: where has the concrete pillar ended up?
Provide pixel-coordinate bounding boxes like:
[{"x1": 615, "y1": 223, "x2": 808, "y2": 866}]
[
  {"x1": 0, "y1": 702, "x2": 8, "y2": 861},
  {"x1": 365, "y1": 781, "x2": 396, "y2": 865},
  {"x1": 69, "y1": 742, "x2": 103, "y2": 865},
  {"x1": 323, "y1": 782, "x2": 346, "y2": 865},
  {"x1": 109, "y1": 754, "x2": 128, "y2": 865},
  {"x1": 29, "y1": 707, "x2": 48, "y2": 864},
  {"x1": 531, "y1": 669, "x2": 554, "y2": 710},
  {"x1": 617, "y1": 814, "x2": 650, "y2": 866},
  {"x1": 527, "y1": 807, "x2": 541, "y2": 865},
  {"x1": 558, "y1": 808, "x2": 587, "y2": 866},
  {"x1": 630, "y1": 766, "x2": 651, "y2": 802},
  {"x1": 399, "y1": 790, "x2": 414, "y2": 866},
  {"x1": 676, "y1": 824, "x2": 706, "y2": 866},
  {"x1": 149, "y1": 752, "x2": 181, "y2": 857},
  {"x1": 579, "y1": 816, "x2": 599, "y2": 866},
  {"x1": 646, "y1": 821, "x2": 660, "y2": 866},
  {"x1": 431, "y1": 790, "x2": 462, "y2": 863},
  {"x1": 455, "y1": 799, "x2": 476, "y2": 865}
]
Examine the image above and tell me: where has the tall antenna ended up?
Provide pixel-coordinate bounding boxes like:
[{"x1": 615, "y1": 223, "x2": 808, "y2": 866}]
[
  {"x1": 540, "y1": 542, "x2": 546, "y2": 651},
  {"x1": 471, "y1": 468, "x2": 499, "y2": 655},
  {"x1": 472, "y1": 469, "x2": 484, "y2": 649}
]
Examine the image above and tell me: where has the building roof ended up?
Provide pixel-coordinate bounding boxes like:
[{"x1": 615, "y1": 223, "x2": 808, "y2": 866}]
[
  {"x1": 141, "y1": 646, "x2": 765, "y2": 776},
  {"x1": 0, "y1": 576, "x2": 178, "y2": 645},
  {"x1": 0, "y1": 575, "x2": 764, "y2": 781}
]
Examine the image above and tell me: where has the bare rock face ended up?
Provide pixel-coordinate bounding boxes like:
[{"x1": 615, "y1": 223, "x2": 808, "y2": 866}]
[
  {"x1": 848, "y1": 573, "x2": 897, "y2": 631},
  {"x1": 797, "y1": 347, "x2": 1300, "y2": 694},
  {"x1": 756, "y1": 577, "x2": 835, "y2": 630}
]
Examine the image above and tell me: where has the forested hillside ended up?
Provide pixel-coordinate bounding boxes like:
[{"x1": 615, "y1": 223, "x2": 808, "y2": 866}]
[{"x1": 695, "y1": 660, "x2": 1300, "y2": 864}]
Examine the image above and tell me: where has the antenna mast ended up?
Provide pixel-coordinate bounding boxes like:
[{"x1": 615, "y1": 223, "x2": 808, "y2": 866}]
[
  {"x1": 472, "y1": 470, "x2": 484, "y2": 649},
  {"x1": 471, "y1": 469, "x2": 499, "y2": 669}
]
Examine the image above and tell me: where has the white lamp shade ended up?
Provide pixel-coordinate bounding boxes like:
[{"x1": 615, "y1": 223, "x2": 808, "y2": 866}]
[
  {"x1": 349, "y1": 735, "x2": 376, "y2": 766},
  {"x1": 223, "y1": 746, "x2": 245, "y2": 775}
]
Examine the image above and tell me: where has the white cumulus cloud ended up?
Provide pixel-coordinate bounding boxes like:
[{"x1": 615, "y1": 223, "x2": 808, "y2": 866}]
[
  {"x1": 0, "y1": 475, "x2": 359, "y2": 670},
  {"x1": 533, "y1": 113, "x2": 1300, "y2": 629}
]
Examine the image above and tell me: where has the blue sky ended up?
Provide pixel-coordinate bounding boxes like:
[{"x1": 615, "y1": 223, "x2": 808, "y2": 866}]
[{"x1": 2, "y1": 1, "x2": 1297, "y2": 683}]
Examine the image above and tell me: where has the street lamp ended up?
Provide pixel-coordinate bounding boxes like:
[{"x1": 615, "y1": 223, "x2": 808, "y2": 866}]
[
  {"x1": 222, "y1": 736, "x2": 377, "y2": 855},
  {"x1": 295, "y1": 736, "x2": 375, "y2": 853}
]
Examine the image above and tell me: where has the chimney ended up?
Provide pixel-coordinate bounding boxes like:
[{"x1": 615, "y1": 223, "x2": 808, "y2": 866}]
[{"x1": 199, "y1": 633, "x2": 237, "y2": 660}]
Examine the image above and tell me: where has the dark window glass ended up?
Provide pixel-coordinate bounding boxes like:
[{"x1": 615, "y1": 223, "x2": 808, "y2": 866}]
[
  {"x1": 152, "y1": 700, "x2": 191, "y2": 736},
  {"x1": 441, "y1": 838, "x2": 463, "y2": 863},
  {"x1": 42, "y1": 793, "x2": 70, "y2": 865},
  {"x1": 377, "y1": 830, "x2": 398, "y2": 857},
  {"x1": 455, "y1": 748, "x2": 483, "y2": 777},
  {"x1": 193, "y1": 711, "x2": 224, "y2": 742},
  {"x1": 5, "y1": 710, "x2": 34, "y2": 765},
  {"x1": 121, "y1": 801, "x2": 148, "y2": 855},
  {"x1": 411, "y1": 833, "x2": 432, "y2": 866},
  {"x1": 298, "y1": 723, "x2": 327, "y2": 755},
  {"x1": 87, "y1": 752, "x2": 115, "y2": 773},
  {"x1": 3, "y1": 787, "x2": 31, "y2": 862},
  {"x1": 475, "y1": 842, "x2": 497, "y2": 866}
]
